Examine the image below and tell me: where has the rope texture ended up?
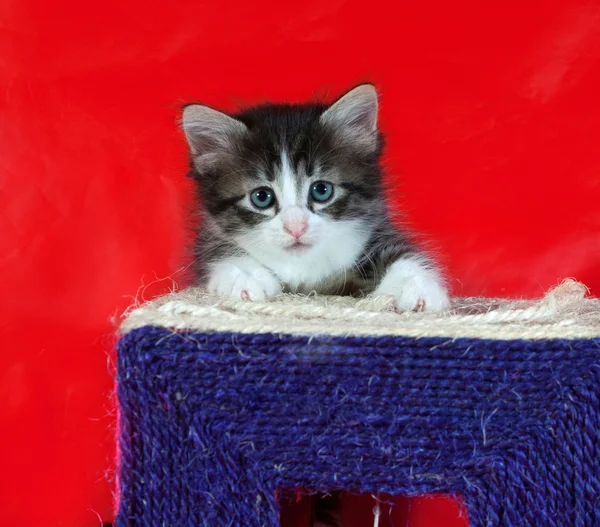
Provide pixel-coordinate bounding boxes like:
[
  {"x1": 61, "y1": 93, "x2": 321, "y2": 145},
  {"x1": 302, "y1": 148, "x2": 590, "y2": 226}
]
[
  {"x1": 120, "y1": 280, "x2": 600, "y2": 340},
  {"x1": 116, "y1": 324, "x2": 600, "y2": 526}
]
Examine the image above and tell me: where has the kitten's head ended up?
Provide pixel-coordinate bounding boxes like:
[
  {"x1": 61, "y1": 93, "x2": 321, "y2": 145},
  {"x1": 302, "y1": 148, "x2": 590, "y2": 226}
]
[{"x1": 182, "y1": 84, "x2": 384, "y2": 267}]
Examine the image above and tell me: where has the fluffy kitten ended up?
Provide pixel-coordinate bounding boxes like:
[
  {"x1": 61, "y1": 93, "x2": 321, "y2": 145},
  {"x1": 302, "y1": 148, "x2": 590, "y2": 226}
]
[{"x1": 181, "y1": 84, "x2": 449, "y2": 312}]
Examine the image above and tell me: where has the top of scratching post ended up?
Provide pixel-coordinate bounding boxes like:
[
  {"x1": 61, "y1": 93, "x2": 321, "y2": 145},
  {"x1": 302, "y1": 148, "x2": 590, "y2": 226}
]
[{"x1": 120, "y1": 279, "x2": 600, "y2": 340}]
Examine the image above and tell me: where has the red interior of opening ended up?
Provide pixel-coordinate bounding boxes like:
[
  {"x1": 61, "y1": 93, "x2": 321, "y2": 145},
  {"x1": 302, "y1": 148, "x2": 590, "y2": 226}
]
[{"x1": 280, "y1": 493, "x2": 468, "y2": 527}]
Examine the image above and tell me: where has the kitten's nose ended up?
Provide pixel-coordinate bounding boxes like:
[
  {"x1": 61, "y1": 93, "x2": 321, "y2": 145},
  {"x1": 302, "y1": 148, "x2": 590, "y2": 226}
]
[{"x1": 283, "y1": 220, "x2": 308, "y2": 239}]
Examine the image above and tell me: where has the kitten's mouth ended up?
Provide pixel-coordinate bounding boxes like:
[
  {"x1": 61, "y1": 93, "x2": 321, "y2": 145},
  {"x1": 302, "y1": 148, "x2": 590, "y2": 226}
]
[{"x1": 285, "y1": 241, "x2": 312, "y2": 252}]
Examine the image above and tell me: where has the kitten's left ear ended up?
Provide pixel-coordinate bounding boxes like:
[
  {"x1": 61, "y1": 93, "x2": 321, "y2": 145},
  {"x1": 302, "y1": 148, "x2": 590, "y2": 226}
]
[{"x1": 320, "y1": 84, "x2": 379, "y2": 152}]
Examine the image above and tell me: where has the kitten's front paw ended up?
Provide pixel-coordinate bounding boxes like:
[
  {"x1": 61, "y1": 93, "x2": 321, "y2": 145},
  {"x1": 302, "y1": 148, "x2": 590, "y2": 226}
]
[
  {"x1": 207, "y1": 258, "x2": 282, "y2": 302},
  {"x1": 374, "y1": 258, "x2": 450, "y2": 312},
  {"x1": 379, "y1": 279, "x2": 450, "y2": 313}
]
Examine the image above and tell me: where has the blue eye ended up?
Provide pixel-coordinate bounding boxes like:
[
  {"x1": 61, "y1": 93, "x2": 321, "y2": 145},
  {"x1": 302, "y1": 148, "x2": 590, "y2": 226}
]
[
  {"x1": 310, "y1": 181, "x2": 334, "y2": 203},
  {"x1": 250, "y1": 187, "x2": 276, "y2": 209}
]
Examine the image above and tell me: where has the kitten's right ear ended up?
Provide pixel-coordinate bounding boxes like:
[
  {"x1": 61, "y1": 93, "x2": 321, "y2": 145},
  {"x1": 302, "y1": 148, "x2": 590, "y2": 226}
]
[{"x1": 181, "y1": 104, "x2": 247, "y2": 164}]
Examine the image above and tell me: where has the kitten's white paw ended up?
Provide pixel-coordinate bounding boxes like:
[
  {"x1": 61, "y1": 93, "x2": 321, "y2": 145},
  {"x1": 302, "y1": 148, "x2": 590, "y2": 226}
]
[
  {"x1": 374, "y1": 256, "x2": 450, "y2": 312},
  {"x1": 207, "y1": 257, "x2": 282, "y2": 301}
]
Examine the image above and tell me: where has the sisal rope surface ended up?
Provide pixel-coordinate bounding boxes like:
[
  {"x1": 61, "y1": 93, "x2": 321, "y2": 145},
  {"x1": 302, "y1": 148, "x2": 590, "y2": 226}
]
[
  {"x1": 121, "y1": 279, "x2": 600, "y2": 340},
  {"x1": 116, "y1": 278, "x2": 600, "y2": 526}
]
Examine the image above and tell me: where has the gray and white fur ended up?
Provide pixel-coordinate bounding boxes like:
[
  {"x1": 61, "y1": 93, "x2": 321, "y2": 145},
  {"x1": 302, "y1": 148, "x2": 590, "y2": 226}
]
[{"x1": 182, "y1": 84, "x2": 449, "y2": 313}]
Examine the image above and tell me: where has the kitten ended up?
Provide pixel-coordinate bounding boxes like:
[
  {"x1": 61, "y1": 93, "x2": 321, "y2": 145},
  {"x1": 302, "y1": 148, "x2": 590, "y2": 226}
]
[{"x1": 181, "y1": 84, "x2": 449, "y2": 313}]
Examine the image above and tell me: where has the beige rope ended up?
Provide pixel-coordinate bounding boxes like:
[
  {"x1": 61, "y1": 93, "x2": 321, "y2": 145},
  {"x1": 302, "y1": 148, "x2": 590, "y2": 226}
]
[{"x1": 120, "y1": 279, "x2": 600, "y2": 341}]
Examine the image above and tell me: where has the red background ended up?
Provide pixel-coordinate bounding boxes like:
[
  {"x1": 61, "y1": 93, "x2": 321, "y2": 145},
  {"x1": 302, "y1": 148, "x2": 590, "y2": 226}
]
[{"x1": 1, "y1": 0, "x2": 599, "y2": 525}]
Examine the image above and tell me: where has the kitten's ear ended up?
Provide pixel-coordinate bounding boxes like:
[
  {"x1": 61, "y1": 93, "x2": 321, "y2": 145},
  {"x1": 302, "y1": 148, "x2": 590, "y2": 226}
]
[
  {"x1": 182, "y1": 104, "x2": 248, "y2": 165},
  {"x1": 320, "y1": 84, "x2": 379, "y2": 152}
]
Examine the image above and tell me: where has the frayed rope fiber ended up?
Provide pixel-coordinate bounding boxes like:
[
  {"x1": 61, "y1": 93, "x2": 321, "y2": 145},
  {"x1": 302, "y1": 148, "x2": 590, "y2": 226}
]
[
  {"x1": 116, "y1": 280, "x2": 600, "y2": 526},
  {"x1": 121, "y1": 279, "x2": 599, "y2": 340}
]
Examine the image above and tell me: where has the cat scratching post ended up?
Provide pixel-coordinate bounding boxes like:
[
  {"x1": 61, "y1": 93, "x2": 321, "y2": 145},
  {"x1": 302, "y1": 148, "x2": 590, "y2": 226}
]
[{"x1": 115, "y1": 280, "x2": 600, "y2": 526}]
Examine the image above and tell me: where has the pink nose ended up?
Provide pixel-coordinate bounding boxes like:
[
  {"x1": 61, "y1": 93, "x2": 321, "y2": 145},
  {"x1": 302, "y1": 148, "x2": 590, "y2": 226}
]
[{"x1": 283, "y1": 221, "x2": 308, "y2": 239}]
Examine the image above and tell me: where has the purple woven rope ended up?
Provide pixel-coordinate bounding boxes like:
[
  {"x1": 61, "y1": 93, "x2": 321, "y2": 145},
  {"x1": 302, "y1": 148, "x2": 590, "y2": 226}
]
[{"x1": 116, "y1": 326, "x2": 600, "y2": 526}]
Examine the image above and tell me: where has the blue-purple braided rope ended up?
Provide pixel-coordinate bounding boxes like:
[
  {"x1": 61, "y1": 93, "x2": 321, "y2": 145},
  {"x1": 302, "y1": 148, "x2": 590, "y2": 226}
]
[{"x1": 116, "y1": 326, "x2": 600, "y2": 526}]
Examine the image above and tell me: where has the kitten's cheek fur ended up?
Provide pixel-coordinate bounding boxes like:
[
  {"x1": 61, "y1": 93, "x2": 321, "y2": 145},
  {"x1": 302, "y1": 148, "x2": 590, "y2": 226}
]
[
  {"x1": 207, "y1": 257, "x2": 282, "y2": 301},
  {"x1": 374, "y1": 257, "x2": 450, "y2": 312}
]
